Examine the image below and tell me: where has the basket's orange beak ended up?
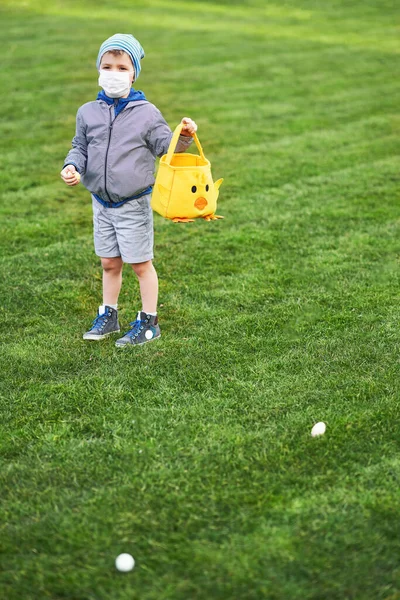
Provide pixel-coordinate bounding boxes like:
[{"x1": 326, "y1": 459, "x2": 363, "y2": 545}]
[{"x1": 194, "y1": 197, "x2": 207, "y2": 210}]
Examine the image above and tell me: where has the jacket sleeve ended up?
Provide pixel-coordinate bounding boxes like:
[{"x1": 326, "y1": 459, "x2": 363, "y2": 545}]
[
  {"x1": 146, "y1": 106, "x2": 193, "y2": 158},
  {"x1": 63, "y1": 108, "x2": 88, "y2": 174}
]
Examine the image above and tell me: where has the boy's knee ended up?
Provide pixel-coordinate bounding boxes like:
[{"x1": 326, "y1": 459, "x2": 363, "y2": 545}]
[
  {"x1": 131, "y1": 260, "x2": 153, "y2": 277},
  {"x1": 101, "y1": 256, "x2": 123, "y2": 272}
]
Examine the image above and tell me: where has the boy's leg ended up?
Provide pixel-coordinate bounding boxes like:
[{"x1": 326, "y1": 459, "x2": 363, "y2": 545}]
[
  {"x1": 131, "y1": 260, "x2": 158, "y2": 313},
  {"x1": 102, "y1": 256, "x2": 123, "y2": 305}
]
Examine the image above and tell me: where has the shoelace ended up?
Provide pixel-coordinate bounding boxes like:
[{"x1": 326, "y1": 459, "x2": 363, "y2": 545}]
[
  {"x1": 92, "y1": 312, "x2": 109, "y2": 330},
  {"x1": 126, "y1": 319, "x2": 144, "y2": 338}
]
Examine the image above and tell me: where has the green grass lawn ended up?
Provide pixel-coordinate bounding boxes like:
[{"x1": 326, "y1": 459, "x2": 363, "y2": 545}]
[{"x1": 1, "y1": 0, "x2": 400, "y2": 598}]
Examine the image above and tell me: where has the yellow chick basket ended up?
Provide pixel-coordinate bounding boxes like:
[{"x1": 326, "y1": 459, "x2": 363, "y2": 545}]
[{"x1": 151, "y1": 123, "x2": 224, "y2": 223}]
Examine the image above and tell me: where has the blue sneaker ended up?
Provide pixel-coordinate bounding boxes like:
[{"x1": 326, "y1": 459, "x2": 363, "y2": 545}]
[
  {"x1": 115, "y1": 311, "x2": 161, "y2": 347},
  {"x1": 83, "y1": 306, "x2": 120, "y2": 340}
]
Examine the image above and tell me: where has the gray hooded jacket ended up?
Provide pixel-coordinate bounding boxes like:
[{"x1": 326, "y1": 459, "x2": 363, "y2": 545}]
[{"x1": 64, "y1": 98, "x2": 193, "y2": 205}]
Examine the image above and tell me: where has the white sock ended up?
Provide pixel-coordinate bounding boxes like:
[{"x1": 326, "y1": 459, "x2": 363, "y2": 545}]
[{"x1": 144, "y1": 311, "x2": 157, "y2": 316}]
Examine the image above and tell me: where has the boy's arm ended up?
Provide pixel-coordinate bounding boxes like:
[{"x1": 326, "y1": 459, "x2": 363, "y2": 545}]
[
  {"x1": 63, "y1": 108, "x2": 88, "y2": 174},
  {"x1": 146, "y1": 107, "x2": 193, "y2": 158}
]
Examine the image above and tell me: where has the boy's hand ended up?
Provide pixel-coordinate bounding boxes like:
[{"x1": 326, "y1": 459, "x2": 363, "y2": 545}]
[
  {"x1": 180, "y1": 117, "x2": 197, "y2": 137},
  {"x1": 60, "y1": 165, "x2": 81, "y2": 186}
]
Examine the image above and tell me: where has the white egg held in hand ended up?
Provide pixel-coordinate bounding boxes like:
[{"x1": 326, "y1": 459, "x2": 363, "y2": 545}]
[
  {"x1": 115, "y1": 553, "x2": 135, "y2": 572},
  {"x1": 311, "y1": 422, "x2": 326, "y2": 437}
]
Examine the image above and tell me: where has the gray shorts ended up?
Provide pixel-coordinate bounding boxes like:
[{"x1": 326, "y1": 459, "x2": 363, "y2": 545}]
[{"x1": 92, "y1": 195, "x2": 154, "y2": 264}]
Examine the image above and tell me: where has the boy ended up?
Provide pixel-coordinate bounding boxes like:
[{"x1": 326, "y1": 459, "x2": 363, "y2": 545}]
[{"x1": 61, "y1": 33, "x2": 197, "y2": 347}]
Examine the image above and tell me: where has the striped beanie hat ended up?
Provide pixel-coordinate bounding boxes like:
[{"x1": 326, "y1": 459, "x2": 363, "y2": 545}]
[{"x1": 96, "y1": 33, "x2": 145, "y2": 79}]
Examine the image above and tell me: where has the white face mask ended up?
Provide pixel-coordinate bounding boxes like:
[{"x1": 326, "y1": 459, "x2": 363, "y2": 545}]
[{"x1": 98, "y1": 70, "x2": 133, "y2": 98}]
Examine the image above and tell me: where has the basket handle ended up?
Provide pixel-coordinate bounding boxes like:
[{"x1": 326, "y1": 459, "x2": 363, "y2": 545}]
[{"x1": 165, "y1": 122, "x2": 206, "y2": 165}]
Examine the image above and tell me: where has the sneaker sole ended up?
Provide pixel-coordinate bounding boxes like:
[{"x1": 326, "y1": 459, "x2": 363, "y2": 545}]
[
  {"x1": 83, "y1": 330, "x2": 120, "y2": 341},
  {"x1": 115, "y1": 333, "x2": 161, "y2": 348}
]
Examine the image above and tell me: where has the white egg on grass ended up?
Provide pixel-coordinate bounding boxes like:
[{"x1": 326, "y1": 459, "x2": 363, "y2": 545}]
[
  {"x1": 115, "y1": 553, "x2": 135, "y2": 572},
  {"x1": 311, "y1": 422, "x2": 326, "y2": 437}
]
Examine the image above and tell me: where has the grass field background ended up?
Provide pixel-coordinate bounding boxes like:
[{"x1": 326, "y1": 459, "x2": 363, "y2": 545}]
[{"x1": 1, "y1": 0, "x2": 400, "y2": 598}]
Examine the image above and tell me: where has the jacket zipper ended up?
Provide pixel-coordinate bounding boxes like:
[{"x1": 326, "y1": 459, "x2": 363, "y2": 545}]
[
  {"x1": 104, "y1": 100, "x2": 134, "y2": 204},
  {"x1": 104, "y1": 104, "x2": 114, "y2": 204}
]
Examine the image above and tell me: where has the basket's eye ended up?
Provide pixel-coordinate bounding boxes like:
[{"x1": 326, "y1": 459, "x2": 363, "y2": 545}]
[
  {"x1": 191, "y1": 186, "x2": 197, "y2": 193},
  {"x1": 205, "y1": 184, "x2": 209, "y2": 192}
]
